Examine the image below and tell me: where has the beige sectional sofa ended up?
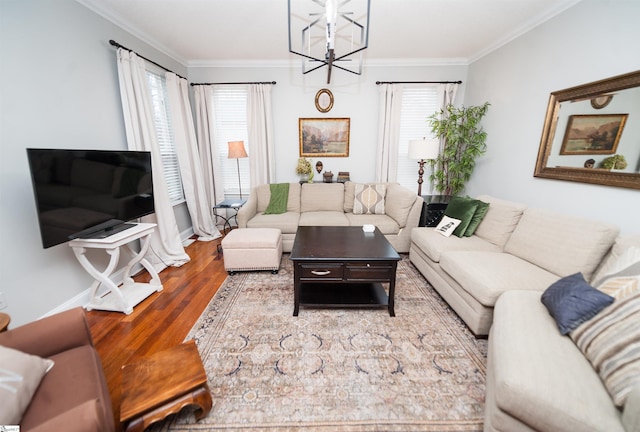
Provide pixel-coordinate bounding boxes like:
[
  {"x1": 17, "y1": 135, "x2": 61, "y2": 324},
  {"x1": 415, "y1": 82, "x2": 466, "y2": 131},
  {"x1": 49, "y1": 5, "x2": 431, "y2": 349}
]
[
  {"x1": 237, "y1": 181, "x2": 423, "y2": 253},
  {"x1": 409, "y1": 194, "x2": 619, "y2": 336}
]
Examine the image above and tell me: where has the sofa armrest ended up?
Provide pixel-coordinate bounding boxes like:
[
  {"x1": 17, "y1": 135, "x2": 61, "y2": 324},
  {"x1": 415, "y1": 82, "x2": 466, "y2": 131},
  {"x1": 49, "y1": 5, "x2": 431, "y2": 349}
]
[
  {"x1": 0, "y1": 307, "x2": 94, "y2": 358},
  {"x1": 28, "y1": 399, "x2": 114, "y2": 432},
  {"x1": 237, "y1": 188, "x2": 258, "y2": 228}
]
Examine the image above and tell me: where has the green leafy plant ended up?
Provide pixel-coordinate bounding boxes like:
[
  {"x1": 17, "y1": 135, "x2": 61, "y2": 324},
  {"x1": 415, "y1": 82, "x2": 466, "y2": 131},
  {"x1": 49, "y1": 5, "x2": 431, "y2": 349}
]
[
  {"x1": 427, "y1": 102, "x2": 490, "y2": 195},
  {"x1": 601, "y1": 154, "x2": 627, "y2": 170}
]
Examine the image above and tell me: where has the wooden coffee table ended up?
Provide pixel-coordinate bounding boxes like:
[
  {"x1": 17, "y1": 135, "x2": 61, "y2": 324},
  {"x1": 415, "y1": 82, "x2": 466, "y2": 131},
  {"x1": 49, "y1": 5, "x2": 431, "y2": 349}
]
[
  {"x1": 290, "y1": 226, "x2": 401, "y2": 316},
  {"x1": 120, "y1": 340, "x2": 212, "y2": 432}
]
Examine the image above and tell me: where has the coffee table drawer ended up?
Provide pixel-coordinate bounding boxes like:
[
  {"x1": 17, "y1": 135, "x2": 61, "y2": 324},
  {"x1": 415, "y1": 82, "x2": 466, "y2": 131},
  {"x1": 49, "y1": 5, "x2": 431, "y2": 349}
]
[
  {"x1": 298, "y1": 263, "x2": 344, "y2": 280},
  {"x1": 345, "y1": 263, "x2": 394, "y2": 280}
]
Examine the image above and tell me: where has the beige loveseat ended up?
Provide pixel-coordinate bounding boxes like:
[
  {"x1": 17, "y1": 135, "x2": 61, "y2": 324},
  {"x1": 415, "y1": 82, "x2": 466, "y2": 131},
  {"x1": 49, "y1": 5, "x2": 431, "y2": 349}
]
[
  {"x1": 237, "y1": 182, "x2": 423, "y2": 253},
  {"x1": 409, "y1": 195, "x2": 619, "y2": 336}
]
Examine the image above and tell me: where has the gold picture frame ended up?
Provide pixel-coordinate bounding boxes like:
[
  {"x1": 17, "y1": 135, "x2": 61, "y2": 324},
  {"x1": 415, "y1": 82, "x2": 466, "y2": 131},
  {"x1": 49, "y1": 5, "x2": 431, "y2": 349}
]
[
  {"x1": 299, "y1": 118, "x2": 350, "y2": 157},
  {"x1": 559, "y1": 114, "x2": 628, "y2": 155},
  {"x1": 315, "y1": 88, "x2": 334, "y2": 113}
]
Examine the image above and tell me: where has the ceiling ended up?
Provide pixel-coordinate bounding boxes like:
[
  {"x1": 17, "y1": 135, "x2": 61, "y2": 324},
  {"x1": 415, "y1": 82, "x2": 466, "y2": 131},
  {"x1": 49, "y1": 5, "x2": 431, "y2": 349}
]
[{"x1": 78, "y1": 0, "x2": 582, "y2": 66}]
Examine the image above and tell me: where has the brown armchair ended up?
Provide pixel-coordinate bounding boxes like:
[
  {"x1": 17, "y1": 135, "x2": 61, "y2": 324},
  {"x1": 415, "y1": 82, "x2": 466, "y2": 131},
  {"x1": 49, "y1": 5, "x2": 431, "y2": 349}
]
[{"x1": 0, "y1": 308, "x2": 114, "y2": 432}]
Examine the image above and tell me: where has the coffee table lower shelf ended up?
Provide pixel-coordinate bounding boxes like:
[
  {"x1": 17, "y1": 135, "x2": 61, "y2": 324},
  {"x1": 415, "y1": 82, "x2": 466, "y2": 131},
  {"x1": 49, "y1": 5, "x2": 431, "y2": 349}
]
[{"x1": 299, "y1": 282, "x2": 389, "y2": 310}]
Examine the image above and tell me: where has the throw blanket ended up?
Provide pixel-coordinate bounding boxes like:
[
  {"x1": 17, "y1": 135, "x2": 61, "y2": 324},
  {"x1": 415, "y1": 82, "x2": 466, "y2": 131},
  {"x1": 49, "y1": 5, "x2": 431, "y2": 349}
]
[{"x1": 263, "y1": 183, "x2": 289, "y2": 214}]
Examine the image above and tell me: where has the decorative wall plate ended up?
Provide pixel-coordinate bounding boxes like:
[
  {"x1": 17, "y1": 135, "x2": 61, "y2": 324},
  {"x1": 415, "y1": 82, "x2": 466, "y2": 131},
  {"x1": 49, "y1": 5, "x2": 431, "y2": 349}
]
[{"x1": 315, "y1": 88, "x2": 334, "y2": 113}]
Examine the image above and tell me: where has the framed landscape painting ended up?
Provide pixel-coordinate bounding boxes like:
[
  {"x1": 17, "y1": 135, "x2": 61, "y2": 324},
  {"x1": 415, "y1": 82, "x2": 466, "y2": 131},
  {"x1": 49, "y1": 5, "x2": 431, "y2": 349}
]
[
  {"x1": 299, "y1": 118, "x2": 350, "y2": 157},
  {"x1": 559, "y1": 114, "x2": 628, "y2": 155}
]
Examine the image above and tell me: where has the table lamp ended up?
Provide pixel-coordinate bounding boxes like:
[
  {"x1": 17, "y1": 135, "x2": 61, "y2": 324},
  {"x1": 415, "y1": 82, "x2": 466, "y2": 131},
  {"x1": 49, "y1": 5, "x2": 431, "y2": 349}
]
[
  {"x1": 408, "y1": 138, "x2": 439, "y2": 196},
  {"x1": 227, "y1": 141, "x2": 248, "y2": 198}
]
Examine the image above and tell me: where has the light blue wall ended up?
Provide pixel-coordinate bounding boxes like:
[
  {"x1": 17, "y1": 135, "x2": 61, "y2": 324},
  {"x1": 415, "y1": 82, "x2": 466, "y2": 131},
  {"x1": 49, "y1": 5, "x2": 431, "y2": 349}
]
[{"x1": 464, "y1": 0, "x2": 640, "y2": 234}]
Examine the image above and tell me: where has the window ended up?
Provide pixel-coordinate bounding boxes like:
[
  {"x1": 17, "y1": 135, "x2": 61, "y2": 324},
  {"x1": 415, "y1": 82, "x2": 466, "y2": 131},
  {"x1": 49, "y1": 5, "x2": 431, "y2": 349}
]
[
  {"x1": 145, "y1": 69, "x2": 185, "y2": 204},
  {"x1": 396, "y1": 86, "x2": 439, "y2": 193},
  {"x1": 212, "y1": 86, "x2": 250, "y2": 198}
]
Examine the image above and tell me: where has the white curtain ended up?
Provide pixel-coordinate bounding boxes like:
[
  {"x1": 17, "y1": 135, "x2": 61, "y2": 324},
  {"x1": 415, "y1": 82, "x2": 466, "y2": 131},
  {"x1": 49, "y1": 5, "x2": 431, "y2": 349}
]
[
  {"x1": 193, "y1": 85, "x2": 226, "y2": 207},
  {"x1": 116, "y1": 49, "x2": 190, "y2": 269},
  {"x1": 165, "y1": 73, "x2": 221, "y2": 241},
  {"x1": 375, "y1": 84, "x2": 403, "y2": 182},
  {"x1": 247, "y1": 84, "x2": 275, "y2": 185},
  {"x1": 435, "y1": 83, "x2": 459, "y2": 152}
]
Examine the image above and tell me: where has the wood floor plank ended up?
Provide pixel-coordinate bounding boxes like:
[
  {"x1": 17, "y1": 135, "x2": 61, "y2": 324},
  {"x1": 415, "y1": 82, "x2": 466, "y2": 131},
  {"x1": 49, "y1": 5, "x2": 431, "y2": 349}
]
[{"x1": 87, "y1": 235, "x2": 226, "y2": 431}]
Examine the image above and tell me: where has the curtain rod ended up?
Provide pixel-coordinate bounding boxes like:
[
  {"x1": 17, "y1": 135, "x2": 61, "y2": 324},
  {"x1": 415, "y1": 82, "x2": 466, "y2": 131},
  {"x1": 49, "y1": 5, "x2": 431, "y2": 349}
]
[
  {"x1": 376, "y1": 80, "x2": 462, "y2": 85},
  {"x1": 109, "y1": 39, "x2": 187, "y2": 80},
  {"x1": 190, "y1": 81, "x2": 277, "y2": 86}
]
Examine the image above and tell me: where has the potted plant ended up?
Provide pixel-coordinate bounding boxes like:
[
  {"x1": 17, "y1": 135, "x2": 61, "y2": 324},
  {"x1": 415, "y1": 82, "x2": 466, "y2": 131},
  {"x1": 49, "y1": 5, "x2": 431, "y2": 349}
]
[
  {"x1": 427, "y1": 102, "x2": 490, "y2": 196},
  {"x1": 295, "y1": 157, "x2": 313, "y2": 182},
  {"x1": 601, "y1": 154, "x2": 627, "y2": 170}
]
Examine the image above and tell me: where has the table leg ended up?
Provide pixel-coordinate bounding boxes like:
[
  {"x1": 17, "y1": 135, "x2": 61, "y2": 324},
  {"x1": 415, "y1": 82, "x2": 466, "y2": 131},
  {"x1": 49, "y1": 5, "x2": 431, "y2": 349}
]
[{"x1": 293, "y1": 266, "x2": 300, "y2": 316}]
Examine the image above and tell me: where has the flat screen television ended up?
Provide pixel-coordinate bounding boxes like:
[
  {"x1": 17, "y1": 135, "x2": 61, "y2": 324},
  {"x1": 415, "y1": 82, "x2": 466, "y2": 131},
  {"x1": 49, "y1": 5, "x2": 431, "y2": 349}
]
[{"x1": 26, "y1": 149, "x2": 154, "y2": 248}]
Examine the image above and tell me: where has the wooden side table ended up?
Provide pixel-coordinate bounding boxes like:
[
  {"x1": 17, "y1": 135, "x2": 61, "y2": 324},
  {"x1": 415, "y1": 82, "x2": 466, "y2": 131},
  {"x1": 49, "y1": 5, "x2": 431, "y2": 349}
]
[
  {"x1": 120, "y1": 340, "x2": 212, "y2": 432},
  {"x1": 0, "y1": 313, "x2": 10, "y2": 332}
]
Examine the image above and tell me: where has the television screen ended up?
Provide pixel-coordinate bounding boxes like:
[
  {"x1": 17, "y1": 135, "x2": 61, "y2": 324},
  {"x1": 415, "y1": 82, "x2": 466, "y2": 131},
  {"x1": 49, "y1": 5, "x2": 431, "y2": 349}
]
[{"x1": 26, "y1": 149, "x2": 154, "y2": 248}]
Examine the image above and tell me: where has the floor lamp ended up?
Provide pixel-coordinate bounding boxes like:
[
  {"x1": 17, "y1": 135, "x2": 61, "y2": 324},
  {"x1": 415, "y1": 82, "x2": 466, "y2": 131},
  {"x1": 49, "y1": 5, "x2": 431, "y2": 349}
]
[
  {"x1": 228, "y1": 141, "x2": 248, "y2": 199},
  {"x1": 408, "y1": 138, "x2": 440, "y2": 196}
]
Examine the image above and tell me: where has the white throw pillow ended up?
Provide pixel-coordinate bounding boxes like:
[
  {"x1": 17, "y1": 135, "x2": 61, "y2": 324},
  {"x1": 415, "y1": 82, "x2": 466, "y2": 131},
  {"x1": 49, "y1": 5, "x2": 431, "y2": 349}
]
[
  {"x1": 434, "y1": 215, "x2": 462, "y2": 237},
  {"x1": 0, "y1": 346, "x2": 54, "y2": 424}
]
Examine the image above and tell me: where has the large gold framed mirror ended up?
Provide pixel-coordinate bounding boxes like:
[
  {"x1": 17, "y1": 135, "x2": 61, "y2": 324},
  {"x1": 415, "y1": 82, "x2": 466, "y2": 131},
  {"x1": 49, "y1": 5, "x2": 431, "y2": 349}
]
[{"x1": 534, "y1": 70, "x2": 640, "y2": 190}]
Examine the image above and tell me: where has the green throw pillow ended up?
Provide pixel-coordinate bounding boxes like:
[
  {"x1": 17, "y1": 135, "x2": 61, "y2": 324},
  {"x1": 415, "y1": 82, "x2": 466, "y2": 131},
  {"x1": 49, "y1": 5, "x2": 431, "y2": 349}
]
[
  {"x1": 264, "y1": 183, "x2": 289, "y2": 215},
  {"x1": 444, "y1": 196, "x2": 479, "y2": 237},
  {"x1": 464, "y1": 199, "x2": 489, "y2": 237}
]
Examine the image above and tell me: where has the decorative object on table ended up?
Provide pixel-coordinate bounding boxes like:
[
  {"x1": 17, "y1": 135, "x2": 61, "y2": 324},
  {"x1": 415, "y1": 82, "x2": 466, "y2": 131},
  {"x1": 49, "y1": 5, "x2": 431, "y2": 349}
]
[
  {"x1": 315, "y1": 89, "x2": 334, "y2": 113},
  {"x1": 299, "y1": 118, "x2": 350, "y2": 157},
  {"x1": 408, "y1": 138, "x2": 440, "y2": 196},
  {"x1": 584, "y1": 158, "x2": 596, "y2": 168},
  {"x1": 602, "y1": 154, "x2": 628, "y2": 170},
  {"x1": 323, "y1": 171, "x2": 334, "y2": 183},
  {"x1": 295, "y1": 157, "x2": 313, "y2": 182},
  {"x1": 427, "y1": 102, "x2": 490, "y2": 196},
  {"x1": 315, "y1": 160, "x2": 323, "y2": 173},
  {"x1": 559, "y1": 114, "x2": 628, "y2": 155},
  {"x1": 288, "y1": 0, "x2": 370, "y2": 84},
  {"x1": 228, "y1": 141, "x2": 248, "y2": 198},
  {"x1": 337, "y1": 171, "x2": 350, "y2": 182}
]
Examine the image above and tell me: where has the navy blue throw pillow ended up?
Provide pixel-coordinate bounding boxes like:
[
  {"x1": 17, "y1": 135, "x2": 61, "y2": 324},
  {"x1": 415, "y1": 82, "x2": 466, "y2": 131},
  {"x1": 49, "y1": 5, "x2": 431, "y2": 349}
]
[{"x1": 541, "y1": 272, "x2": 614, "y2": 335}]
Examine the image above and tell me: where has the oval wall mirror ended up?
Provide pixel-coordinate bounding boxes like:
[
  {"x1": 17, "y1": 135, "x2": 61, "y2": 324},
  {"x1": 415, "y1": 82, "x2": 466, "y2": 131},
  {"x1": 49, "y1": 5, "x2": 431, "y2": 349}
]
[
  {"x1": 534, "y1": 70, "x2": 640, "y2": 190},
  {"x1": 315, "y1": 88, "x2": 334, "y2": 113}
]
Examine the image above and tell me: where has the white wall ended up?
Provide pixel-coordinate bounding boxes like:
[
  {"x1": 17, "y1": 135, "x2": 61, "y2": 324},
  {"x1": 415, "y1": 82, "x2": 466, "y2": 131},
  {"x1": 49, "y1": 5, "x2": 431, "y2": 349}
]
[
  {"x1": 188, "y1": 63, "x2": 467, "y2": 185},
  {"x1": 0, "y1": 0, "x2": 191, "y2": 326},
  {"x1": 464, "y1": 0, "x2": 640, "y2": 235}
]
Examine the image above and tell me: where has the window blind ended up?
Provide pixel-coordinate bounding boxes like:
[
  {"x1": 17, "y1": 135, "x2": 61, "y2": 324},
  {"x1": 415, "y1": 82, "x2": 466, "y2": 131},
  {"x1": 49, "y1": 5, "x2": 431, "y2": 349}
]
[
  {"x1": 396, "y1": 86, "x2": 439, "y2": 194},
  {"x1": 212, "y1": 86, "x2": 250, "y2": 198},
  {"x1": 145, "y1": 70, "x2": 185, "y2": 204}
]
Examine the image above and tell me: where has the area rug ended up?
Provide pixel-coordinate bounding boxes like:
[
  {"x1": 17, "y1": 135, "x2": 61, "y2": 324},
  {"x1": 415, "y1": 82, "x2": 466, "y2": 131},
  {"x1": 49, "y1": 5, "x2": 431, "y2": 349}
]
[{"x1": 151, "y1": 255, "x2": 487, "y2": 431}]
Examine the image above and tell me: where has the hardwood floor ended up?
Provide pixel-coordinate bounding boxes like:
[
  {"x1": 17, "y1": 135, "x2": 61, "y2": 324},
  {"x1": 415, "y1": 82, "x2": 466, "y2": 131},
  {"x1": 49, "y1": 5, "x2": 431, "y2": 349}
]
[{"x1": 86, "y1": 236, "x2": 227, "y2": 431}]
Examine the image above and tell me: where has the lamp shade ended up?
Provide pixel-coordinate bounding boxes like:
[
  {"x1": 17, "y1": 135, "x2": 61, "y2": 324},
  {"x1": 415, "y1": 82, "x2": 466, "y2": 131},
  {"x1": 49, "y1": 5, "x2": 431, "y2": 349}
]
[
  {"x1": 408, "y1": 139, "x2": 439, "y2": 160},
  {"x1": 228, "y1": 141, "x2": 248, "y2": 159}
]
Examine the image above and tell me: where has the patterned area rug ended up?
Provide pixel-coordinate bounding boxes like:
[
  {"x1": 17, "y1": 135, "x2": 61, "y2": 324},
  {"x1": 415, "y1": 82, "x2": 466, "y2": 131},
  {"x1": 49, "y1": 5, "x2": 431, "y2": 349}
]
[{"x1": 152, "y1": 255, "x2": 487, "y2": 431}]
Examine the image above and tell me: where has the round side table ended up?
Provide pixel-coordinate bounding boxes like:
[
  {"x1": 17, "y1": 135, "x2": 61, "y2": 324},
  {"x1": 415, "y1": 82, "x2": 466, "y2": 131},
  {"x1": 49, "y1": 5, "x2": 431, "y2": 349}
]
[{"x1": 0, "y1": 312, "x2": 10, "y2": 332}]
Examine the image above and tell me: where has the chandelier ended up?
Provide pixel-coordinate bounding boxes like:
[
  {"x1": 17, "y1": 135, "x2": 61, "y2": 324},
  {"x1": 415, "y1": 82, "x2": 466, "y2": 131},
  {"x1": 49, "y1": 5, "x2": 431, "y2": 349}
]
[{"x1": 288, "y1": 0, "x2": 371, "y2": 84}]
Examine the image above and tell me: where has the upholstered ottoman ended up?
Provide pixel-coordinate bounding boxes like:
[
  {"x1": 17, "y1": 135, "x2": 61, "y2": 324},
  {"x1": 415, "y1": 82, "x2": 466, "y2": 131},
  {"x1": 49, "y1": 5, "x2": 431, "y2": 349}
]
[{"x1": 221, "y1": 228, "x2": 282, "y2": 274}]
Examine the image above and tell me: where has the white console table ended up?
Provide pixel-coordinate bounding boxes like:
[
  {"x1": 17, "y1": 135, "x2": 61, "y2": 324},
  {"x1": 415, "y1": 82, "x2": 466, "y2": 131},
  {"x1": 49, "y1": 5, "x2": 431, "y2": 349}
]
[{"x1": 69, "y1": 223, "x2": 163, "y2": 314}]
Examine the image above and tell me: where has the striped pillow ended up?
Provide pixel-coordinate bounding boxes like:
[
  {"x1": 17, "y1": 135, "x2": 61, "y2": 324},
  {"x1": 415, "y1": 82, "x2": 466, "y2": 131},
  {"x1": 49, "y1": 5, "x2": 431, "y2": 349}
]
[
  {"x1": 570, "y1": 289, "x2": 640, "y2": 407},
  {"x1": 353, "y1": 184, "x2": 386, "y2": 215}
]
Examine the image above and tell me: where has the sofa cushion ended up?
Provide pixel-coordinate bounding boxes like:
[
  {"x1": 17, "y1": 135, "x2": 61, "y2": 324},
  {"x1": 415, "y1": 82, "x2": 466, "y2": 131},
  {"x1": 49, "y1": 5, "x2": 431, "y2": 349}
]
[
  {"x1": 504, "y1": 208, "x2": 619, "y2": 280},
  {"x1": 21, "y1": 345, "x2": 112, "y2": 432},
  {"x1": 0, "y1": 346, "x2": 54, "y2": 424},
  {"x1": 384, "y1": 183, "x2": 418, "y2": 227},
  {"x1": 464, "y1": 199, "x2": 489, "y2": 237},
  {"x1": 353, "y1": 183, "x2": 386, "y2": 215},
  {"x1": 443, "y1": 196, "x2": 479, "y2": 237},
  {"x1": 246, "y1": 212, "x2": 300, "y2": 234},
  {"x1": 345, "y1": 214, "x2": 400, "y2": 235},
  {"x1": 299, "y1": 211, "x2": 350, "y2": 226},
  {"x1": 473, "y1": 195, "x2": 526, "y2": 249},
  {"x1": 300, "y1": 183, "x2": 344, "y2": 212},
  {"x1": 490, "y1": 290, "x2": 626, "y2": 432},
  {"x1": 257, "y1": 183, "x2": 301, "y2": 213},
  {"x1": 591, "y1": 234, "x2": 640, "y2": 297},
  {"x1": 540, "y1": 272, "x2": 614, "y2": 335},
  {"x1": 411, "y1": 228, "x2": 501, "y2": 263},
  {"x1": 440, "y1": 251, "x2": 559, "y2": 307},
  {"x1": 570, "y1": 289, "x2": 640, "y2": 407}
]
